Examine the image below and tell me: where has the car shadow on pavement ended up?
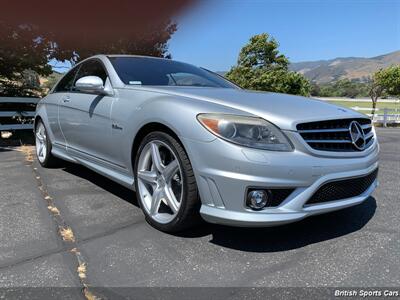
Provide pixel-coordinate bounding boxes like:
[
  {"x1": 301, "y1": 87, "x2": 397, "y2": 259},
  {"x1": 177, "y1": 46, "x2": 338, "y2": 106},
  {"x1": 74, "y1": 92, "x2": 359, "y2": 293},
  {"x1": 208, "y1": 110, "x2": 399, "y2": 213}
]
[
  {"x1": 61, "y1": 162, "x2": 376, "y2": 253},
  {"x1": 188, "y1": 197, "x2": 377, "y2": 252},
  {"x1": 61, "y1": 162, "x2": 139, "y2": 207}
]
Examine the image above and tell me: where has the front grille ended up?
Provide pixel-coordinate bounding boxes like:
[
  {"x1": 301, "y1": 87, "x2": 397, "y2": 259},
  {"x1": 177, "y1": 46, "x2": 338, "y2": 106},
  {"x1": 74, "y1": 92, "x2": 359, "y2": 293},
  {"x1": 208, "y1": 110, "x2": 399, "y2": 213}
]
[
  {"x1": 305, "y1": 168, "x2": 378, "y2": 205},
  {"x1": 297, "y1": 118, "x2": 374, "y2": 152}
]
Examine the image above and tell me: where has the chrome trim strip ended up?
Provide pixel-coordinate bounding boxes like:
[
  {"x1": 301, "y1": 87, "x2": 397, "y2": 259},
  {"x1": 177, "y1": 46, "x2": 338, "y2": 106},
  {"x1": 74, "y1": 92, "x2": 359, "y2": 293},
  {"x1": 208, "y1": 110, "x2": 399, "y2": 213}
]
[
  {"x1": 298, "y1": 124, "x2": 372, "y2": 134},
  {"x1": 304, "y1": 139, "x2": 352, "y2": 143},
  {"x1": 298, "y1": 128, "x2": 349, "y2": 133}
]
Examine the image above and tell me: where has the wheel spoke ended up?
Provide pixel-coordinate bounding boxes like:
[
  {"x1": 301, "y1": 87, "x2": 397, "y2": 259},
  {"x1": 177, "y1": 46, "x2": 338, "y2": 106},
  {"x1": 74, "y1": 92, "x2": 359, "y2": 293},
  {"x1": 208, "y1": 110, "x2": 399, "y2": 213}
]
[
  {"x1": 38, "y1": 144, "x2": 44, "y2": 157},
  {"x1": 150, "y1": 142, "x2": 164, "y2": 173},
  {"x1": 163, "y1": 159, "x2": 179, "y2": 182},
  {"x1": 164, "y1": 186, "x2": 179, "y2": 213},
  {"x1": 137, "y1": 170, "x2": 157, "y2": 185},
  {"x1": 36, "y1": 132, "x2": 43, "y2": 142},
  {"x1": 150, "y1": 188, "x2": 163, "y2": 215},
  {"x1": 137, "y1": 139, "x2": 184, "y2": 224}
]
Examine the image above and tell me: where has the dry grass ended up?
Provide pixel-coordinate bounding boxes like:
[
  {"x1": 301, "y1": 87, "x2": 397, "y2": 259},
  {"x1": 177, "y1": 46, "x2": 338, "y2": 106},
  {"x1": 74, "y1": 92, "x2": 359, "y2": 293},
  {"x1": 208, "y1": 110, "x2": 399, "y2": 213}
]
[
  {"x1": 77, "y1": 263, "x2": 87, "y2": 279},
  {"x1": 59, "y1": 226, "x2": 75, "y2": 242},
  {"x1": 18, "y1": 145, "x2": 34, "y2": 162},
  {"x1": 47, "y1": 205, "x2": 60, "y2": 215},
  {"x1": 84, "y1": 288, "x2": 100, "y2": 300}
]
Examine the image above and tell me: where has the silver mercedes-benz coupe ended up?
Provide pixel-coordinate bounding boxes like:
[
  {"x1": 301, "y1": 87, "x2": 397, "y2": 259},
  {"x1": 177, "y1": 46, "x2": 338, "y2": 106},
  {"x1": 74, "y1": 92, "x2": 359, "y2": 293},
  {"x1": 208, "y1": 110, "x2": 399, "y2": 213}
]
[{"x1": 34, "y1": 55, "x2": 379, "y2": 232}]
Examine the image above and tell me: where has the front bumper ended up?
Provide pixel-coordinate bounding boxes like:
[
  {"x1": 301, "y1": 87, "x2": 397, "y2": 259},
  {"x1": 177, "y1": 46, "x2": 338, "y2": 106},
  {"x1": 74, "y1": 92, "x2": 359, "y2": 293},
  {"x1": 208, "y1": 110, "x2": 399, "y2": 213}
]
[{"x1": 181, "y1": 132, "x2": 379, "y2": 227}]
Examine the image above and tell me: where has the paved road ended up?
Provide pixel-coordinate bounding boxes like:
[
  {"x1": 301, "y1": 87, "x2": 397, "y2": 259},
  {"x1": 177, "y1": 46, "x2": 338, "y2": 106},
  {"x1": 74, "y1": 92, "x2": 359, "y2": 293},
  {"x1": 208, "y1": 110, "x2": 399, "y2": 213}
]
[{"x1": 0, "y1": 128, "x2": 399, "y2": 298}]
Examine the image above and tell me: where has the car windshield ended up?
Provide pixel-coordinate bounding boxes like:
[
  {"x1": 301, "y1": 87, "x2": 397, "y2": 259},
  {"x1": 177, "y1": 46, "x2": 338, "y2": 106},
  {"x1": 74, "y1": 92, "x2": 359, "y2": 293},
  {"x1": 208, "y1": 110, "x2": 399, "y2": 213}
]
[{"x1": 109, "y1": 56, "x2": 238, "y2": 88}]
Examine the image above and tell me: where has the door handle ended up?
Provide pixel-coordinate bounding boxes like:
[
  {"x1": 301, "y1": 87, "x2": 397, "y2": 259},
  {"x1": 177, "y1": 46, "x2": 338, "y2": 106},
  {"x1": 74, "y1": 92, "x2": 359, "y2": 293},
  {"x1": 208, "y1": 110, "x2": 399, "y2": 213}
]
[{"x1": 62, "y1": 96, "x2": 71, "y2": 103}]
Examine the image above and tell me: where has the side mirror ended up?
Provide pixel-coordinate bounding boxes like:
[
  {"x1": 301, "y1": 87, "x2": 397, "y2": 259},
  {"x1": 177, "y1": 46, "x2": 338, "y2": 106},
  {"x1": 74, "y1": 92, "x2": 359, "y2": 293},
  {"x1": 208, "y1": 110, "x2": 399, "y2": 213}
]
[{"x1": 75, "y1": 76, "x2": 111, "y2": 95}]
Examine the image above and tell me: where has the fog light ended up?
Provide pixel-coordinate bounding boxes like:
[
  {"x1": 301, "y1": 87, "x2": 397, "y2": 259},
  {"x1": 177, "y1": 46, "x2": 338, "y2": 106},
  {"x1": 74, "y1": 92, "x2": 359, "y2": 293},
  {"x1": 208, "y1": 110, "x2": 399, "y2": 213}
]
[{"x1": 246, "y1": 190, "x2": 269, "y2": 210}]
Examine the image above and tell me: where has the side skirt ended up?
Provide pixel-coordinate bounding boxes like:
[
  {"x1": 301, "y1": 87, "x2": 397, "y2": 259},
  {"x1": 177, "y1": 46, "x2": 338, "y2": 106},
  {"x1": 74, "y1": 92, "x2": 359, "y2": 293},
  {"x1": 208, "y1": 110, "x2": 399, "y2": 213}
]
[{"x1": 51, "y1": 143, "x2": 136, "y2": 191}]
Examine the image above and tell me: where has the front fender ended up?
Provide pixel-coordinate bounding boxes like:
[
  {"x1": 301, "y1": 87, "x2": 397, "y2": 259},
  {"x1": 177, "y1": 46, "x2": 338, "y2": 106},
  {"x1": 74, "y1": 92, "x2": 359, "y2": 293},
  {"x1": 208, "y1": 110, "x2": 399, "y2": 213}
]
[
  {"x1": 113, "y1": 90, "x2": 253, "y2": 172},
  {"x1": 134, "y1": 95, "x2": 253, "y2": 142}
]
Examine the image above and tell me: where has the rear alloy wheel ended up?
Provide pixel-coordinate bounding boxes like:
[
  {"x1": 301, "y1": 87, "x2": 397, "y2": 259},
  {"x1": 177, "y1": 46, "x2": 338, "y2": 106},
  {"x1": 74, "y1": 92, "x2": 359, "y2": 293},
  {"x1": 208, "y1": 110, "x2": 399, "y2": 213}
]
[
  {"x1": 35, "y1": 120, "x2": 59, "y2": 167},
  {"x1": 135, "y1": 132, "x2": 200, "y2": 232}
]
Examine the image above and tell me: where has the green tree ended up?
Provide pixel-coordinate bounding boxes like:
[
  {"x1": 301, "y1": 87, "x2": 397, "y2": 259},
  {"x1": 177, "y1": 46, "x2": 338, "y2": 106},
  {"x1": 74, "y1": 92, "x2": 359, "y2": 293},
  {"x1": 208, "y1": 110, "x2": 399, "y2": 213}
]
[
  {"x1": 310, "y1": 83, "x2": 321, "y2": 96},
  {"x1": 236, "y1": 34, "x2": 289, "y2": 70},
  {"x1": 311, "y1": 80, "x2": 371, "y2": 98},
  {"x1": 0, "y1": 23, "x2": 53, "y2": 96},
  {"x1": 0, "y1": 0, "x2": 188, "y2": 96},
  {"x1": 370, "y1": 65, "x2": 400, "y2": 115},
  {"x1": 0, "y1": 22, "x2": 177, "y2": 97},
  {"x1": 52, "y1": 21, "x2": 177, "y2": 66},
  {"x1": 226, "y1": 33, "x2": 310, "y2": 96}
]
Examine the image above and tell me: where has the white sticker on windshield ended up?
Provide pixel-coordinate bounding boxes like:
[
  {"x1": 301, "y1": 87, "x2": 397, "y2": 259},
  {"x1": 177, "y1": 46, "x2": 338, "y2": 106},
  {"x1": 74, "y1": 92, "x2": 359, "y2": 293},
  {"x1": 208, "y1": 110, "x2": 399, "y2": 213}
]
[{"x1": 129, "y1": 81, "x2": 142, "y2": 85}]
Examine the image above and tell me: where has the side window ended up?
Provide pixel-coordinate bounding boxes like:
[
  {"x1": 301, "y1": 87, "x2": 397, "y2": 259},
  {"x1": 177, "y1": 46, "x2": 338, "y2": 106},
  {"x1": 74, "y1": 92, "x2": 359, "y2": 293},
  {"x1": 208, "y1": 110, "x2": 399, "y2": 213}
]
[
  {"x1": 73, "y1": 60, "x2": 108, "y2": 90},
  {"x1": 54, "y1": 67, "x2": 79, "y2": 93}
]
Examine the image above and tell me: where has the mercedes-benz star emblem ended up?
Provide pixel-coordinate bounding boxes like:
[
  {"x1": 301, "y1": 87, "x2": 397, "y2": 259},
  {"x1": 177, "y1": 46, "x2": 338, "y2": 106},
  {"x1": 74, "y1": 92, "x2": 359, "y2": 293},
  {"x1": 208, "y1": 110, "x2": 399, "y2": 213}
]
[{"x1": 349, "y1": 121, "x2": 366, "y2": 150}]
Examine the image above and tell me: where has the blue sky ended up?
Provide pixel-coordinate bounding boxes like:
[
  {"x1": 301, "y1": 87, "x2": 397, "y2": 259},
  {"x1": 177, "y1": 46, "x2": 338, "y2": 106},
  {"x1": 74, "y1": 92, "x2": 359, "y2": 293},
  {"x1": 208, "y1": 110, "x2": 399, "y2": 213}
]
[
  {"x1": 51, "y1": 0, "x2": 399, "y2": 73},
  {"x1": 168, "y1": 0, "x2": 400, "y2": 71}
]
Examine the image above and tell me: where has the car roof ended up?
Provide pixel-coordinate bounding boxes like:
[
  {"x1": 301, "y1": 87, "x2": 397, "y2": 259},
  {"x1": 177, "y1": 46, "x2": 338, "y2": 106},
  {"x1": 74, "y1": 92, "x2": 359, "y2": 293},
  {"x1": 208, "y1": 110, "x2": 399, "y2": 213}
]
[{"x1": 105, "y1": 54, "x2": 171, "y2": 61}]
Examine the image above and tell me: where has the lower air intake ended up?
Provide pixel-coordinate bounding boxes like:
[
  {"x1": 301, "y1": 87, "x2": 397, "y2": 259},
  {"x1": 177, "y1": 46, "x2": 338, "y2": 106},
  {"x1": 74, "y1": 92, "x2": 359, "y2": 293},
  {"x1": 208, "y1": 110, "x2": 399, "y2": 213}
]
[{"x1": 305, "y1": 168, "x2": 378, "y2": 205}]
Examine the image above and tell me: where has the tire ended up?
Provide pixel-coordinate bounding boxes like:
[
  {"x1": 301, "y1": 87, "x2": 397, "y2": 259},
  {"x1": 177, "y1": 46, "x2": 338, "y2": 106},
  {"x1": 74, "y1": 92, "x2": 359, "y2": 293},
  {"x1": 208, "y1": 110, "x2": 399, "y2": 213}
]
[
  {"x1": 134, "y1": 131, "x2": 201, "y2": 232},
  {"x1": 35, "y1": 120, "x2": 60, "y2": 168}
]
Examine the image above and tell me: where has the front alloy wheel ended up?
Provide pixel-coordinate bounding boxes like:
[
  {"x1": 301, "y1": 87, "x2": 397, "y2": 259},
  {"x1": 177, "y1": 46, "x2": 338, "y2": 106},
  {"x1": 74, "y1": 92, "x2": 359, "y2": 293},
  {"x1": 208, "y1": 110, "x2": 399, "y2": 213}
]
[{"x1": 135, "y1": 132, "x2": 200, "y2": 232}]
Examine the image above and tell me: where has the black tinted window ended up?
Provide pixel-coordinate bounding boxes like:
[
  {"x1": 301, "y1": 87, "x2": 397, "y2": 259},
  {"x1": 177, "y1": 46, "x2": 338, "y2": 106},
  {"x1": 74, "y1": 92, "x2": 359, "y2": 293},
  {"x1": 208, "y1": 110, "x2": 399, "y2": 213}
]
[
  {"x1": 74, "y1": 60, "x2": 108, "y2": 88},
  {"x1": 109, "y1": 57, "x2": 237, "y2": 88},
  {"x1": 54, "y1": 67, "x2": 79, "y2": 92}
]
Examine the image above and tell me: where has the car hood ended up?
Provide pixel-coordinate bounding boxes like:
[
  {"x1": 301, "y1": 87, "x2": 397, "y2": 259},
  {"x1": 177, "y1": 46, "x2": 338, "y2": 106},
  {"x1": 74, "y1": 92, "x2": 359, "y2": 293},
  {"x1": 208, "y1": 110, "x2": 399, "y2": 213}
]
[{"x1": 125, "y1": 86, "x2": 366, "y2": 130}]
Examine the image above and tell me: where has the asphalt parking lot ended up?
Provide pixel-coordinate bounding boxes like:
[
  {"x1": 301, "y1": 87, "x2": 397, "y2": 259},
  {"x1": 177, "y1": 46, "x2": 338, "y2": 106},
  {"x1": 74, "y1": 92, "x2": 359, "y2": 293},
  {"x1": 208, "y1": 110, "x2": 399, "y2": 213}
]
[{"x1": 0, "y1": 128, "x2": 399, "y2": 298}]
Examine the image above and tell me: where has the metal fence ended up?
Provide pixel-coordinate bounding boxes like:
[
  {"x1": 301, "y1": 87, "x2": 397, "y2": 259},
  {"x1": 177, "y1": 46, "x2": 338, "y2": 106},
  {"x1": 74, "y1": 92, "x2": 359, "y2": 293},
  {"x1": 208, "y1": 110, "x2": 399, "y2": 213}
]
[
  {"x1": 0, "y1": 97, "x2": 39, "y2": 131},
  {"x1": 351, "y1": 107, "x2": 400, "y2": 126}
]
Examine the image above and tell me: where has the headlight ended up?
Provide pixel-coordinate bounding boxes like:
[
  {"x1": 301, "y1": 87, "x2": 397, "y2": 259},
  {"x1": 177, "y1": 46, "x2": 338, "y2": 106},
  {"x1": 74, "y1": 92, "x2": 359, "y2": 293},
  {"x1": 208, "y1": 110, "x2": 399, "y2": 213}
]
[{"x1": 197, "y1": 114, "x2": 293, "y2": 151}]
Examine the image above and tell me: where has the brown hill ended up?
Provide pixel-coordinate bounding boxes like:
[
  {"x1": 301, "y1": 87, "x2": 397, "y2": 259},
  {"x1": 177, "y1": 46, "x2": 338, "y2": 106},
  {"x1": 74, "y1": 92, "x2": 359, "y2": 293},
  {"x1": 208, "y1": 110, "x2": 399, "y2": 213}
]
[{"x1": 289, "y1": 50, "x2": 400, "y2": 84}]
